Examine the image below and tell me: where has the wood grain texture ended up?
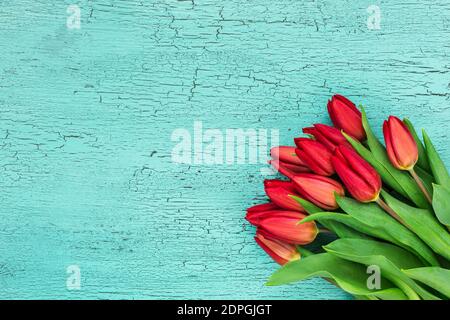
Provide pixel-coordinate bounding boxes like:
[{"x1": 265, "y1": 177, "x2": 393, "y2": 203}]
[{"x1": 0, "y1": 0, "x2": 448, "y2": 299}]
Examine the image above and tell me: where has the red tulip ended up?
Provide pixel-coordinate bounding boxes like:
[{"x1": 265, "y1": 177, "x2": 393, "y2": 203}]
[
  {"x1": 246, "y1": 208, "x2": 300, "y2": 226},
  {"x1": 268, "y1": 159, "x2": 311, "y2": 180},
  {"x1": 264, "y1": 180, "x2": 305, "y2": 212},
  {"x1": 270, "y1": 146, "x2": 311, "y2": 177},
  {"x1": 246, "y1": 202, "x2": 280, "y2": 226},
  {"x1": 245, "y1": 202, "x2": 280, "y2": 226},
  {"x1": 327, "y1": 94, "x2": 366, "y2": 141},
  {"x1": 277, "y1": 161, "x2": 311, "y2": 173},
  {"x1": 303, "y1": 124, "x2": 350, "y2": 152},
  {"x1": 294, "y1": 138, "x2": 334, "y2": 176},
  {"x1": 249, "y1": 210, "x2": 318, "y2": 244},
  {"x1": 332, "y1": 145, "x2": 382, "y2": 202},
  {"x1": 270, "y1": 146, "x2": 307, "y2": 167},
  {"x1": 383, "y1": 116, "x2": 418, "y2": 170},
  {"x1": 255, "y1": 229, "x2": 300, "y2": 265},
  {"x1": 291, "y1": 173, "x2": 345, "y2": 210},
  {"x1": 264, "y1": 179, "x2": 295, "y2": 190},
  {"x1": 247, "y1": 202, "x2": 279, "y2": 214}
]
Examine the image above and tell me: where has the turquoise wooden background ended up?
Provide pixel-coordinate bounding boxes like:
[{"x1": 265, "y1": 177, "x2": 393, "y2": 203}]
[{"x1": 0, "y1": 0, "x2": 448, "y2": 299}]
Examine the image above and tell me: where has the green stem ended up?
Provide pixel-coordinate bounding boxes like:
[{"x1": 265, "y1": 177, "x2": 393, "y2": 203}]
[
  {"x1": 409, "y1": 167, "x2": 432, "y2": 204},
  {"x1": 375, "y1": 197, "x2": 408, "y2": 228},
  {"x1": 319, "y1": 228, "x2": 332, "y2": 234}
]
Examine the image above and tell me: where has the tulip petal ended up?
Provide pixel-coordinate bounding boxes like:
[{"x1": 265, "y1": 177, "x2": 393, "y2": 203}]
[
  {"x1": 303, "y1": 126, "x2": 336, "y2": 151},
  {"x1": 314, "y1": 124, "x2": 349, "y2": 151},
  {"x1": 270, "y1": 146, "x2": 307, "y2": 166},
  {"x1": 338, "y1": 145, "x2": 381, "y2": 192},
  {"x1": 264, "y1": 181, "x2": 306, "y2": 212},
  {"x1": 269, "y1": 159, "x2": 295, "y2": 179},
  {"x1": 264, "y1": 179, "x2": 295, "y2": 191},
  {"x1": 247, "y1": 209, "x2": 302, "y2": 226},
  {"x1": 247, "y1": 202, "x2": 279, "y2": 214},
  {"x1": 328, "y1": 95, "x2": 366, "y2": 141},
  {"x1": 383, "y1": 120, "x2": 402, "y2": 169},
  {"x1": 332, "y1": 155, "x2": 380, "y2": 202},
  {"x1": 257, "y1": 211, "x2": 318, "y2": 244},
  {"x1": 387, "y1": 116, "x2": 418, "y2": 170},
  {"x1": 292, "y1": 173, "x2": 344, "y2": 210},
  {"x1": 295, "y1": 148, "x2": 331, "y2": 176},
  {"x1": 294, "y1": 138, "x2": 334, "y2": 176},
  {"x1": 334, "y1": 95, "x2": 361, "y2": 114},
  {"x1": 255, "y1": 229, "x2": 300, "y2": 265},
  {"x1": 246, "y1": 204, "x2": 281, "y2": 226},
  {"x1": 302, "y1": 127, "x2": 317, "y2": 137},
  {"x1": 280, "y1": 161, "x2": 311, "y2": 173}
]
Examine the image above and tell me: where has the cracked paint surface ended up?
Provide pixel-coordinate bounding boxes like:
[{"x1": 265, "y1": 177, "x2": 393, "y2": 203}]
[{"x1": 0, "y1": 1, "x2": 449, "y2": 299}]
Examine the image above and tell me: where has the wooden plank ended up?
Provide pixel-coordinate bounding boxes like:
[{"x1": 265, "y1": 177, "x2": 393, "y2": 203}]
[{"x1": 0, "y1": 0, "x2": 448, "y2": 299}]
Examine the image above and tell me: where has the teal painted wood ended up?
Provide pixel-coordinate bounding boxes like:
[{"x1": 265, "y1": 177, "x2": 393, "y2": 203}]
[{"x1": 0, "y1": 0, "x2": 448, "y2": 299}]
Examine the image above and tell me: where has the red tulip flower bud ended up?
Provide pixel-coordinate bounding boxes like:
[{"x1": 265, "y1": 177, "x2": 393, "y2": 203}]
[
  {"x1": 250, "y1": 210, "x2": 318, "y2": 245},
  {"x1": 303, "y1": 124, "x2": 350, "y2": 152},
  {"x1": 327, "y1": 94, "x2": 366, "y2": 141},
  {"x1": 383, "y1": 116, "x2": 418, "y2": 171},
  {"x1": 268, "y1": 158, "x2": 311, "y2": 180},
  {"x1": 332, "y1": 145, "x2": 382, "y2": 202},
  {"x1": 270, "y1": 146, "x2": 307, "y2": 167},
  {"x1": 246, "y1": 202, "x2": 279, "y2": 222},
  {"x1": 264, "y1": 180, "x2": 305, "y2": 212},
  {"x1": 270, "y1": 146, "x2": 311, "y2": 178},
  {"x1": 255, "y1": 229, "x2": 300, "y2": 265},
  {"x1": 246, "y1": 207, "x2": 299, "y2": 226},
  {"x1": 294, "y1": 138, "x2": 334, "y2": 176},
  {"x1": 291, "y1": 173, "x2": 345, "y2": 210},
  {"x1": 247, "y1": 202, "x2": 279, "y2": 214}
]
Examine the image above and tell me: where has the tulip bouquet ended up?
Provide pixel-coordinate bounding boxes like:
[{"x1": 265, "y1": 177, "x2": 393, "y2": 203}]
[{"x1": 246, "y1": 95, "x2": 450, "y2": 300}]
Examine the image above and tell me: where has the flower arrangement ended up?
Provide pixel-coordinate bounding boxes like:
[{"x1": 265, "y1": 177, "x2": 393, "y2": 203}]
[{"x1": 246, "y1": 94, "x2": 450, "y2": 300}]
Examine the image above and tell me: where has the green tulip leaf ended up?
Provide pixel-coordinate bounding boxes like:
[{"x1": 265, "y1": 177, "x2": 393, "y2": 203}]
[
  {"x1": 296, "y1": 246, "x2": 314, "y2": 258},
  {"x1": 382, "y1": 191, "x2": 450, "y2": 261},
  {"x1": 267, "y1": 253, "x2": 408, "y2": 300},
  {"x1": 432, "y1": 184, "x2": 450, "y2": 227},
  {"x1": 403, "y1": 118, "x2": 431, "y2": 172},
  {"x1": 336, "y1": 196, "x2": 439, "y2": 267},
  {"x1": 358, "y1": 108, "x2": 429, "y2": 209},
  {"x1": 301, "y1": 212, "x2": 351, "y2": 225},
  {"x1": 291, "y1": 195, "x2": 368, "y2": 240},
  {"x1": 324, "y1": 238, "x2": 440, "y2": 300},
  {"x1": 290, "y1": 195, "x2": 321, "y2": 214},
  {"x1": 423, "y1": 129, "x2": 450, "y2": 188},
  {"x1": 402, "y1": 267, "x2": 450, "y2": 299},
  {"x1": 354, "y1": 295, "x2": 379, "y2": 300},
  {"x1": 301, "y1": 211, "x2": 398, "y2": 243}
]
